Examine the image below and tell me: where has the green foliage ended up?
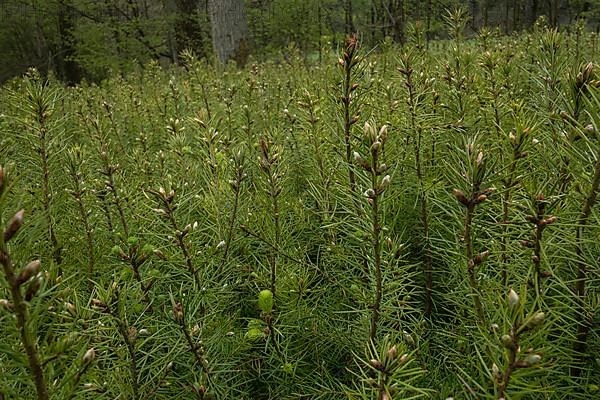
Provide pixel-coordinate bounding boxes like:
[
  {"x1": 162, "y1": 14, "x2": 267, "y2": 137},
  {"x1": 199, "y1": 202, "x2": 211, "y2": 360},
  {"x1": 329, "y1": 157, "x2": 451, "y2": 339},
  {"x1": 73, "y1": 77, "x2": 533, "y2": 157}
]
[
  {"x1": 6, "y1": 0, "x2": 600, "y2": 84},
  {"x1": 1, "y1": 24, "x2": 599, "y2": 400}
]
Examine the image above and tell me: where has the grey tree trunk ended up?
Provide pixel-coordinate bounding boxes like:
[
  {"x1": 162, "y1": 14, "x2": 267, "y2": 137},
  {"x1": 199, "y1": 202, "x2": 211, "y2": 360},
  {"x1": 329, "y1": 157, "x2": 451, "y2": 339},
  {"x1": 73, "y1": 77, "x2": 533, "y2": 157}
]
[{"x1": 207, "y1": 0, "x2": 249, "y2": 66}]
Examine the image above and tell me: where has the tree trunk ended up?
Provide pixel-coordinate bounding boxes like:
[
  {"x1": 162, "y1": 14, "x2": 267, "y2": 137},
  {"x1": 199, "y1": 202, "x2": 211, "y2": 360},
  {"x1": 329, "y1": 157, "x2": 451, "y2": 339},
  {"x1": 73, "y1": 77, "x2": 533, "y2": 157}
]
[{"x1": 207, "y1": 0, "x2": 249, "y2": 66}]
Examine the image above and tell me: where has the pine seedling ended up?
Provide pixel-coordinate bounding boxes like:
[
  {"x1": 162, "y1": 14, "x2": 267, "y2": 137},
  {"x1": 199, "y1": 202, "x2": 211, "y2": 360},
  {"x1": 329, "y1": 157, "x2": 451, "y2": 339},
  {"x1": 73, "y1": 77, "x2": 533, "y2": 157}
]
[
  {"x1": 65, "y1": 146, "x2": 96, "y2": 290},
  {"x1": 242, "y1": 70, "x2": 258, "y2": 143},
  {"x1": 536, "y1": 28, "x2": 565, "y2": 116},
  {"x1": 111, "y1": 237, "x2": 157, "y2": 305},
  {"x1": 349, "y1": 335, "x2": 429, "y2": 400},
  {"x1": 101, "y1": 100, "x2": 127, "y2": 157},
  {"x1": 477, "y1": 26, "x2": 495, "y2": 52},
  {"x1": 444, "y1": 7, "x2": 469, "y2": 50},
  {"x1": 407, "y1": 20, "x2": 427, "y2": 51},
  {"x1": 241, "y1": 102, "x2": 255, "y2": 144},
  {"x1": 522, "y1": 194, "x2": 556, "y2": 295},
  {"x1": 499, "y1": 119, "x2": 533, "y2": 286},
  {"x1": 571, "y1": 88, "x2": 600, "y2": 376},
  {"x1": 442, "y1": 7, "x2": 472, "y2": 121},
  {"x1": 148, "y1": 185, "x2": 200, "y2": 287},
  {"x1": 166, "y1": 117, "x2": 186, "y2": 145},
  {"x1": 95, "y1": 185, "x2": 116, "y2": 238},
  {"x1": 298, "y1": 89, "x2": 327, "y2": 181},
  {"x1": 144, "y1": 360, "x2": 174, "y2": 399},
  {"x1": 64, "y1": 347, "x2": 97, "y2": 400},
  {"x1": 479, "y1": 50, "x2": 506, "y2": 136},
  {"x1": 297, "y1": 89, "x2": 335, "y2": 237},
  {"x1": 570, "y1": 62, "x2": 595, "y2": 123},
  {"x1": 92, "y1": 120, "x2": 130, "y2": 238},
  {"x1": 354, "y1": 121, "x2": 390, "y2": 343},
  {"x1": 165, "y1": 117, "x2": 198, "y2": 184},
  {"x1": 171, "y1": 300, "x2": 213, "y2": 397},
  {"x1": 194, "y1": 118, "x2": 222, "y2": 190},
  {"x1": 181, "y1": 50, "x2": 213, "y2": 121},
  {"x1": 168, "y1": 77, "x2": 182, "y2": 118},
  {"x1": 399, "y1": 49, "x2": 435, "y2": 318},
  {"x1": 257, "y1": 136, "x2": 283, "y2": 296},
  {"x1": 129, "y1": 131, "x2": 154, "y2": 186},
  {"x1": 492, "y1": 288, "x2": 546, "y2": 399},
  {"x1": 15, "y1": 71, "x2": 63, "y2": 265},
  {"x1": 573, "y1": 19, "x2": 585, "y2": 68},
  {"x1": 452, "y1": 144, "x2": 494, "y2": 325},
  {"x1": 0, "y1": 165, "x2": 48, "y2": 399},
  {"x1": 282, "y1": 106, "x2": 302, "y2": 178},
  {"x1": 224, "y1": 85, "x2": 239, "y2": 144},
  {"x1": 337, "y1": 33, "x2": 364, "y2": 198},
  {"x1": 222, "y1": 148, "x2": 247, "y2": 262},
  {"x1": 102, "y1": 287, "x2": 142, "y2": 399},
  {"x1": 93, "y1": 284, "x2": 172, "y2": 399}
]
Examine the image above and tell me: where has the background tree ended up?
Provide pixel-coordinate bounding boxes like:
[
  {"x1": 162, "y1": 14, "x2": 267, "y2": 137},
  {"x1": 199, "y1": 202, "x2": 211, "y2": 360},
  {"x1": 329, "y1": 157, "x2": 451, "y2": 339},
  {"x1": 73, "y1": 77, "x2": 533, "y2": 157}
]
[
  {"x1": 172, "y1": 0, "x2": 210, "y2": 61},
  {"x1": 207, "y1": 0, "x2": 249, "y2": 65}
]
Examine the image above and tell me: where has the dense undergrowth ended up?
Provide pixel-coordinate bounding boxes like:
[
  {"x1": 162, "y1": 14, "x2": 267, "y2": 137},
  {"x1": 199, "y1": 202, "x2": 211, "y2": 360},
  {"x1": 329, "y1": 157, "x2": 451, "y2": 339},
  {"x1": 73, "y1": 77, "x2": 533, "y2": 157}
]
[{"x1": 1, "y1": 13, "x2": 599, "y2": 400}]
